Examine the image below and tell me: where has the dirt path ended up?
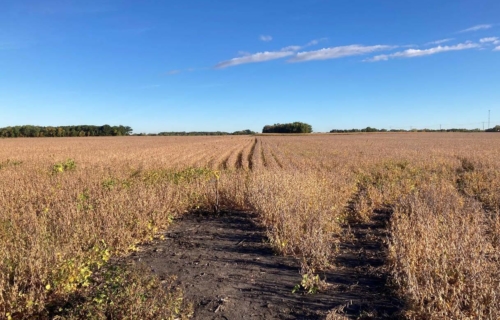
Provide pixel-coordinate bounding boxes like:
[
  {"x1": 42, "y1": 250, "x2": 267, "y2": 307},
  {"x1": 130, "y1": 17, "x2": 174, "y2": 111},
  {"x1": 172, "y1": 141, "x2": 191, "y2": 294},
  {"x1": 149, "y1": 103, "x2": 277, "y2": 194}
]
[
  {"x1": 333, "y1": 211, "x2": 403, "y2": 318},
  {"x1": 130, "y1": 211, "x2": 402, "y2": 319}
]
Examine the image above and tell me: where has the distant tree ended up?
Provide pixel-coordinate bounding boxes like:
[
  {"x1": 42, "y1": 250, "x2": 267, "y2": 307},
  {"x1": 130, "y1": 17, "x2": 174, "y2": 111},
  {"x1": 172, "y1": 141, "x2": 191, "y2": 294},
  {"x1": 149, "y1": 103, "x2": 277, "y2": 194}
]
[
  {"x1": 262, "y1": 122, "x2": 312, "y2": 133},
  {"x1": 232, "y1": 129, "x2": 256, "y2": 135},
  {"x1": 0, "y1": 125, "x2": 133, "y2": 138},
  {"x1": 330, "y1": 127, "x2": 486, "y2": 133},
  {"x1": 156, "y1": 130, "x2": 255, "y2": 136},
  {"x1": 486, "y1": 125, "x2": 500, "y2": 132}
]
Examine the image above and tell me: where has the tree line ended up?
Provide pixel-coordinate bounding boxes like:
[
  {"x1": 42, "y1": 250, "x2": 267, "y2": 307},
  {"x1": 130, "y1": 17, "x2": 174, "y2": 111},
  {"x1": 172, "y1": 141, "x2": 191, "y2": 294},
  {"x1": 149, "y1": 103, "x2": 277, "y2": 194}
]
[
  {"x1": 152, "y1": 129, "x2": 256, "y2": 136},
  {"x1": 262, "y1": 122, "x2": 313, "y2": 134},
  {"x1": 330, "y1": 126, "x2": 497, "y2": 133},
  {"x1": 0, "y1": 125, "x2": 132, "y2": 138}
]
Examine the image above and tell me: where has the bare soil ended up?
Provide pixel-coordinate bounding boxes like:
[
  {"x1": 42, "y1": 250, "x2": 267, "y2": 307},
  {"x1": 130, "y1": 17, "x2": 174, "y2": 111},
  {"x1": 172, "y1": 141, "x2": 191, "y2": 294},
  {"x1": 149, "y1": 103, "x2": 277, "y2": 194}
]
[{"x1": 130, "y1": 211, "x2": 402, "y2": 319}]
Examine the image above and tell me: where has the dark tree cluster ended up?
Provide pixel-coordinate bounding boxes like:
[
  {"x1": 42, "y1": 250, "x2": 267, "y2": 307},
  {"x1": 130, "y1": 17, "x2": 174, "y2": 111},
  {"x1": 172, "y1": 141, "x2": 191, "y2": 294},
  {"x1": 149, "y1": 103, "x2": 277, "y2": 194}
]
[
  {"x1": 232, "y1": 129, "x2": 256, "y2": 135},
  {"x1": 330, "y1": 127, "x2": 486, "y2": 133},
  {"x1": 0, "y1": 125, "x2": 132, "y2": 138},
  {"x1": 155, "y1": 129, "x2": 255, "y2": 136},
  {"x1": 262, "y1": 122, "x2": 313, "y2": 134},
  {"x1": 486, "y1": 125, "x2": 500, "y2": 132},
  {"x1": 330, "y1": 127, "x2": 385, "y2": 133}
]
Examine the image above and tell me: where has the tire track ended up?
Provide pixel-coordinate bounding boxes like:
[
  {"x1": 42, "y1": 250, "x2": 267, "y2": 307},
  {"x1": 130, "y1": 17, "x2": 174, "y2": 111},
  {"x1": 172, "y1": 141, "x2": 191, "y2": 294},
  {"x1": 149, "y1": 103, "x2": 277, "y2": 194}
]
[
  {"x1": 192, "y1": 146, "x2": 222, "y2": 168},
  {"x1": 207, "y1": 142, "x2": 243, "y2": 170},
  {"x1": 259, "y1": 139, "x2": 278, "y2": 169},
  {"x1": 262, "y1": 138, "x2": 293, "y2": 170},
  {"x1": 219, "y1": 142, "x2": 248, "y2": 170},
  {"x1": 247, "y1": 138, "x2": 258, "y2": 170},
  {"x1": 270, "y1": 150, "x2": 284, "y2": 169},
  {"x1": 229, "y1": 138, "x2": 253, "y2": 170},
  {"x1": 250, "y1": 138, "x2": 263, "y2": 171},
  {"x1": 168, "y1": 144, "x2": 210, "y2": 168},
  {"x1": 260, "y1": 140, "x2": 267, "y2": 167},
  {"x1": 135, "y1": 211, "x2": 355, "y2": 320}
]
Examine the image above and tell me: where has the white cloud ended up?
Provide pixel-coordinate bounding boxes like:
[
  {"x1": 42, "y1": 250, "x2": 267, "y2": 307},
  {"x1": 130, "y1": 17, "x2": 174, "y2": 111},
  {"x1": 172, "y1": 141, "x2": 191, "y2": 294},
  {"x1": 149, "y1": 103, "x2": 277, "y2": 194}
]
[
  {"x1": 259, "y1": 35, "x2": 273, "y2": 42},
  {"x1": 307, "y1": 39, "x2": 319, "y2": 46},
  {"x1": 306, "y1": 38, "x2": 328, "y2": 46},
  {"x1": 366, "y1": 42, "x2": 479, "y2": 62},
  {"x1": 289, "y1": 45, "x2": 394, "y2": 62},
  {"x1": 494, "y1": 46, "x2": 500, "y2": 51},
  {"x1": 459, "y1": 24, "x2": 492, "y2": 33},
  {"x1": 426, "y1": 38, "x2": 454, "y2": 45},
  {"x1": 480, "y1": 37, "x2": 500, "y2": 45},
  {"x1": 215, "y1": 50, "x2": 294, "y2": 69},
  {"x1": 214, "y1": 38, "x2": 328, "y2": 69},
  {"x1": 167, "y1": 70, "x2": 181, "y2": 75},
  {"x1": 480, "y1": 37, "x2": 497, "y2": 42},
  {"x1": 280, "y1": 45, "x2": 302, "y2": 52},
  {"x1": 280, "y1": 39, "x2": 325, "y2": 53}
]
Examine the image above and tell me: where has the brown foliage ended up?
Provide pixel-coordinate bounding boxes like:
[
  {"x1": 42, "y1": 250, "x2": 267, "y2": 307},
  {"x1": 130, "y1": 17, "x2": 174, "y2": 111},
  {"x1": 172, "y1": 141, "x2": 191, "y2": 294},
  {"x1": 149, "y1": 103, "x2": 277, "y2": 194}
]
[{"x1": 1, "y1": 133, "x2": 500, "y2": 318}]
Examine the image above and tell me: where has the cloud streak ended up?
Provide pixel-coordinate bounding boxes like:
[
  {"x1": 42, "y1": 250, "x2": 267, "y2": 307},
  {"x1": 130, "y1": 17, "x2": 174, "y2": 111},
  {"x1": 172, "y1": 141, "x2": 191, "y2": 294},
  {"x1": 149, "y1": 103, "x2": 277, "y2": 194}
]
[
  {"x1": 215, "y1": 36, "x2": 487, "y2": 69},
  {"x1": 289, "y1": 45, "x2": 395, "y2": 62},
  {"x1": 214, "y1": 39, "x2": 326, "y2": 69},
  {"x1": 426, "y1": 38, "x2": 454, "y2": 45},
  {"x1": 459, "y1": 24, "x2": 492, "y2": 33},
  {"x1": 366, "y1": 42, "x2": 479, "y2": 62},
  {"x1": 480, "y1": 37, "x2": 500, "y2": 45},
  {"x1": 259, "y1": 35, "x2": 273, "y2": 42},
  {"x1": 281, "y1": 45, "x2": 302, "y2": 52},
  {"x1": 215, "y1": 50, "x2": 295, "y2": 69}
]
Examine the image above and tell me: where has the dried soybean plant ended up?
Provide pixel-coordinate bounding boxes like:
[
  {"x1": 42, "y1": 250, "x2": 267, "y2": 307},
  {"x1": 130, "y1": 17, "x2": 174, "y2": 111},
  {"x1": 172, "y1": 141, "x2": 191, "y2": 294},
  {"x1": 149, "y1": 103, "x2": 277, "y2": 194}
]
[{"x1": 1, "y1": 133, "x2": 500, "y2": 318}]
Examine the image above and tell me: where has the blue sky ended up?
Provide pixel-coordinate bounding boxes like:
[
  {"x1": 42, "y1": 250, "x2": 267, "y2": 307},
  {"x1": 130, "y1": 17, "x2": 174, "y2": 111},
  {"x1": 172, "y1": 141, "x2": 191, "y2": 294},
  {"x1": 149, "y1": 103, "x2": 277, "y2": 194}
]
[{"x1": 1, "y1": 0, "x2": 499, "y2": 133}]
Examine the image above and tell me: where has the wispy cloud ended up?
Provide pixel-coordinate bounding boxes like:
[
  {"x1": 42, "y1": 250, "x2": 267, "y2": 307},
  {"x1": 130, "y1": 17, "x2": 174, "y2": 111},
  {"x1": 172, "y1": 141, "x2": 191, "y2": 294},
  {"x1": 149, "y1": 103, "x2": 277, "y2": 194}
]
[
  {"x1": 307, "y1": 39, "x2": 319, "y2": 46},
  {"x1": 480, "y1": 37, "x2": 500, "y2": 45},
  {"x1": 259, "y1": 35, "x2": 273, "y2": 42},
  {"x1": 366, "y1": 42, "x2": 479, "y2": 62},
  {"x1": 426, "y1": 38, "x2": 454, "y2": 45},
  {"x1": 215, "y1": 50, "x2": 294, "y2": 69},
  {"x1": 459, "y1": 24, "x2": 492, "y2": 33},
  {"x1": 216, "y1": 42, "x2": 394, "y2": 68},
  {"x1": 165, "y1": 67, "x2": 202, "y2": 75},
  {"x1": 289, "y1": 45, "x2": 395, "y2": 62},
  {"x1": 494, "y1": 46, "x2": 500, "y2": 51},
  {"x1": 280, "y1": 38, "x2": 325, "y2": 52},
  {"x1": 306, "y1": 38, "x2": 328, "y2": 46},
  {"x1": 215, "y1": 39, "x2": 325, "y2": 69},
  {"x1": 281, "y1": 45, "x2": 302, "y2": 52}
]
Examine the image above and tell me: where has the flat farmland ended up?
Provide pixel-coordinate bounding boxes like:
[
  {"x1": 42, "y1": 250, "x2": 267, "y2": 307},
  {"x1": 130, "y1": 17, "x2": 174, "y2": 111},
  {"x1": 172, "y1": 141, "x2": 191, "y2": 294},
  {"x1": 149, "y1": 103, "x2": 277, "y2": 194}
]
[{"x1": 1, "y1": 133, "x2": 499, "y2": 319}]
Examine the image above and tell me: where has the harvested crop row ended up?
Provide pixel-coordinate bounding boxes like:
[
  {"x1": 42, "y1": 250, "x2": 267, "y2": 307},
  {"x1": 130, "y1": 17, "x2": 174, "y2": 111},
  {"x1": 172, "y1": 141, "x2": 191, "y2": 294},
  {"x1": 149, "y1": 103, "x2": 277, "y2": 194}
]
[
  {"x1": 259, "y1": 139, "x2": 281, "y2": 169},
  {"x1": 224, "y1": 138, "x2": 254, "y2": 170},
  {"x1": 249, "y1": 138, "x2": 263, "y2": 170}
]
